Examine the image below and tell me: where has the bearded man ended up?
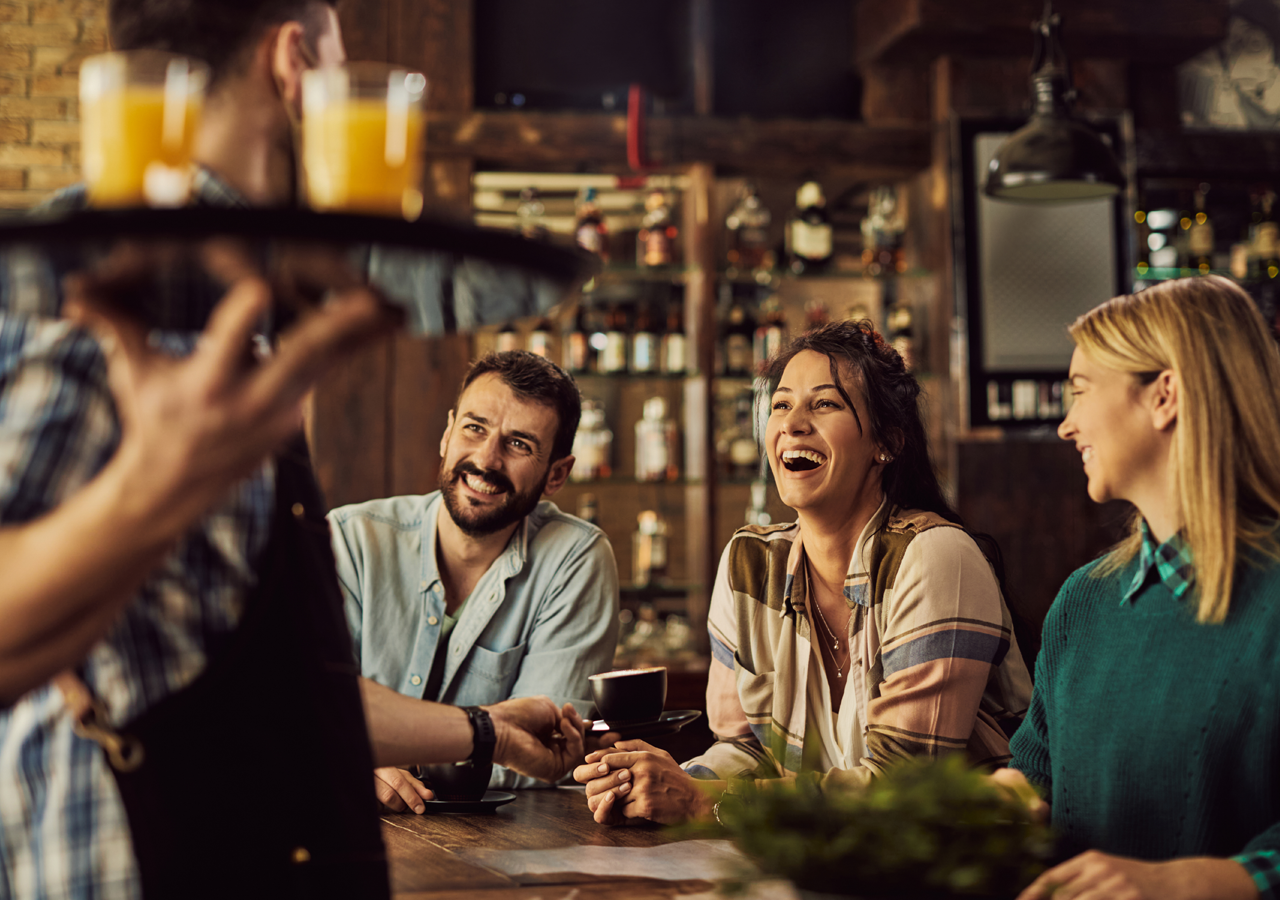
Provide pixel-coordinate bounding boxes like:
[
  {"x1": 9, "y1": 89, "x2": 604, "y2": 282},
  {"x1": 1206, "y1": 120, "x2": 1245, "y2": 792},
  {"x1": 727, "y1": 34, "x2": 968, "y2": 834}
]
[{"x1": 329, "y1": 350, "x2": 620, "y2": 808}]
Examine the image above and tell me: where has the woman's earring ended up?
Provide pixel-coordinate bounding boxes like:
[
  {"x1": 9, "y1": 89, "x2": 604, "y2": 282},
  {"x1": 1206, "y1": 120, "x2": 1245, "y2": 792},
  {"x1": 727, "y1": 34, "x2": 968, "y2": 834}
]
[{"x1": 880, "y1": 453, "x2": 892, "y2": 463}]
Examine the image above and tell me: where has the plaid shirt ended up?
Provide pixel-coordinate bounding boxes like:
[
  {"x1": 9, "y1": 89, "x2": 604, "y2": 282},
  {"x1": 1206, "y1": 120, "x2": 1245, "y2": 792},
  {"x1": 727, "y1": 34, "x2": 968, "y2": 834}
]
[
  {"x1": 0, "y1": 173, "x2": 274, "y2": 900},
  {"x1": 686, "y1": 502, "x2": 1031, "y2": 789},
  {"x1": 1126, "y1": 524, "x2": 1280, "y2": 896}
]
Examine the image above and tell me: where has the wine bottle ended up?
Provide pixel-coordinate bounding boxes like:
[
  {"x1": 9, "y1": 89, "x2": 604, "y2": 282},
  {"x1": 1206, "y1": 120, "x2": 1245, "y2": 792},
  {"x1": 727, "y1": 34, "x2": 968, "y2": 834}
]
[{"x1": 786, "y1": 181, "x2": 833, "y2": 276}]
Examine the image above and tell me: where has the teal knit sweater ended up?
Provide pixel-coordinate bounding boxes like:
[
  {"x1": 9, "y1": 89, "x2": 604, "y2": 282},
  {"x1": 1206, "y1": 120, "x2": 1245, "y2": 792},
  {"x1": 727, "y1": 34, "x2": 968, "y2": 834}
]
[{"x1": 1010, "y1": 551, "x2": 1280, "y2": 865}]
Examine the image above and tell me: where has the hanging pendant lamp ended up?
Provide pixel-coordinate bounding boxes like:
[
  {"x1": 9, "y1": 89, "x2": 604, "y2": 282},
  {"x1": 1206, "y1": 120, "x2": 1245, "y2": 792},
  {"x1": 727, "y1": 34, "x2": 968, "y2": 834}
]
[{"x1": 984, "y1": 0, "x2": 1125, "y2": 202}]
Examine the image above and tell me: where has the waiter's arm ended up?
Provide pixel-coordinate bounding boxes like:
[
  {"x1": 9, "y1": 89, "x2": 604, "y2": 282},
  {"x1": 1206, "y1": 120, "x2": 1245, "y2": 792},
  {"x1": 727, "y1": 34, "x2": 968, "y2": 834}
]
[{"x1": 0, "y1": 274, "x2": 397, "y2": 705}]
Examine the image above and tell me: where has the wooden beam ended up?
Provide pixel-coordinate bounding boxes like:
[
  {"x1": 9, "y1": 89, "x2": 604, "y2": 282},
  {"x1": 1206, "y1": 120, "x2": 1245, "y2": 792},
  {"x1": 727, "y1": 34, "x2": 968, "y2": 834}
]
[
  {"x1": 854, "y1": 0, "x2": 1230, "y2": 68},
  {"x1": 424, "y1": 111, "x2": 932, "y2": 176}
]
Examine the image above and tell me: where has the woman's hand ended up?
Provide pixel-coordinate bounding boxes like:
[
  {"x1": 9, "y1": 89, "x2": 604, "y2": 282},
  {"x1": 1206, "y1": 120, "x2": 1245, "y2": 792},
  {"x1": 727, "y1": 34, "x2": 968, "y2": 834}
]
[
  {"x1": 989, "y1": 767, "x2": 1049, "y2": 823},
  {"x1": 1017, "y1": 852, "x2": 1257, "y2": 900},
  {"x1": 572, "y1": 740, "x2": 716, "y2": 826}
]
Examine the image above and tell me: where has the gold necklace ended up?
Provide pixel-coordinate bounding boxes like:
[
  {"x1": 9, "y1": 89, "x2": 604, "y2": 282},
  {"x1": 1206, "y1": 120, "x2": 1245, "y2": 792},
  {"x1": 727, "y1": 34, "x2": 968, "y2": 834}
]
[{"x1": 805, "y1": 562, "x2": 849, "y2": 678}]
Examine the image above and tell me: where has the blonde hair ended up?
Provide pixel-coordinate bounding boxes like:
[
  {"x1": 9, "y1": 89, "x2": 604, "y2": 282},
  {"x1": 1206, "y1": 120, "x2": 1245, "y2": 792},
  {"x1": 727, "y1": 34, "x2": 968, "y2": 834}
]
[{"x1": 1071, "y1": 275, "x2": 1280, "y2": 623}]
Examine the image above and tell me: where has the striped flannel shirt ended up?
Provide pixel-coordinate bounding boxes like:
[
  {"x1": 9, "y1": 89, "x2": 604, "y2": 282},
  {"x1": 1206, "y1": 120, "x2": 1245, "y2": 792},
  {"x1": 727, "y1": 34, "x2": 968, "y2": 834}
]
[
  {"x1": 0, "y1": 172, "x2": 275, "y2": 900},
  {"x1": 685, "y1": 501, "x2": 1032, "y2": 790}
]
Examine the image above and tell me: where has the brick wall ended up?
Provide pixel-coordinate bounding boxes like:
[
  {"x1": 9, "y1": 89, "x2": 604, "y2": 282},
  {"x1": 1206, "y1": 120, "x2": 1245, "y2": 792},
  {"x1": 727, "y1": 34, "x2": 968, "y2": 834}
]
[{"x1": 0, "y1": 0, "x2": 107, "y2": 209}]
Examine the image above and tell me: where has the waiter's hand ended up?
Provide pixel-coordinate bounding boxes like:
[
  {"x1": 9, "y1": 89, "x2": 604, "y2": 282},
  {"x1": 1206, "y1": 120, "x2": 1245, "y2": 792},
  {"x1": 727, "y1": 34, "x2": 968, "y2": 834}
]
[
  {"x1": 486, "y1": 697, "x2": 585, "y2": 783},
  {"x1": 62, "y1": 241, "x2": 401, "y2": 547},
  {"x1": 373, "y1": 765, "x2": 434, "y2": 814}
]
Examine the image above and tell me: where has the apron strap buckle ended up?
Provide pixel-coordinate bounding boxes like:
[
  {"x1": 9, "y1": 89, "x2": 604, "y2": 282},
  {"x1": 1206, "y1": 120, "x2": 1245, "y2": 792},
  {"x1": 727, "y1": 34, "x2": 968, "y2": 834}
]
[{"x1": 54, "y1": 670, "x2": 146, "y2": 773}]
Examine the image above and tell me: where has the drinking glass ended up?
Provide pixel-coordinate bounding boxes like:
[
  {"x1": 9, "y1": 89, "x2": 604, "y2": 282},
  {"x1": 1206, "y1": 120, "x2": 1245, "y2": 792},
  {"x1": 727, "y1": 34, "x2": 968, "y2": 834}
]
[
  {"x1": 301, "y1": 63, "x2": 427, "y2": 220},
  {"x1": 79, "y1": 51, "x2": 209, "y2": 207}
]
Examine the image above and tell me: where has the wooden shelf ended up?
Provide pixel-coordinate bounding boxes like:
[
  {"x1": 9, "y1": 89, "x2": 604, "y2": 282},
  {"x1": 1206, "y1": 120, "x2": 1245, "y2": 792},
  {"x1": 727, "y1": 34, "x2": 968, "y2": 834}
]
[{"x1": 425, "y1": 110, "x2": 931, "y2": 178}]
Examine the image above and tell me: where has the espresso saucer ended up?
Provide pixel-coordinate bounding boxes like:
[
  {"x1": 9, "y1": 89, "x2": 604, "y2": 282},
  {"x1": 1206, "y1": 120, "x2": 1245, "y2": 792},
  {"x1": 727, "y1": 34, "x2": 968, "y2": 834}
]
[
  {"x1": 420, "y1": 790, "x2": 516, "y2": 814},
  {"x1": 592, "y1": 709, "x2": 702, "y2": 740}
]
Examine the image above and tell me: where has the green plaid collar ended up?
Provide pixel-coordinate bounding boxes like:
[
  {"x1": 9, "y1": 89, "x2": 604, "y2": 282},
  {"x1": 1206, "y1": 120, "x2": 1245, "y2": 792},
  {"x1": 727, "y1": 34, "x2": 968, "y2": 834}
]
[{"x1": 1123, "y1": 520, "x2": 1194, "y2": 605}]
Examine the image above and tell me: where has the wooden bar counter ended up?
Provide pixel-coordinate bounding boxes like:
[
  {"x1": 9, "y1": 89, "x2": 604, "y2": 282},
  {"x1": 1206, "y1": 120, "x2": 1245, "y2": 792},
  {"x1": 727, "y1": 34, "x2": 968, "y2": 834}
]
[{"x1": 381, "y1": 786, "x2": 767, "y2": 900}]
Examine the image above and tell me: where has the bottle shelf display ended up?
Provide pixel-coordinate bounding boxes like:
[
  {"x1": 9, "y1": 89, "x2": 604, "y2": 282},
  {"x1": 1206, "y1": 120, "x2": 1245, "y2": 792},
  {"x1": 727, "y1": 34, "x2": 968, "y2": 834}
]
[{"x1": 470, "y1": 171, "x2": 934, "y2": 663}]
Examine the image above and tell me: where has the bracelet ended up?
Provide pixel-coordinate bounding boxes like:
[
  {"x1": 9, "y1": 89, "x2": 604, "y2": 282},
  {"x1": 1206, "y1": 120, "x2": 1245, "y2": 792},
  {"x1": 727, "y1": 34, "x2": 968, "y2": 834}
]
[{"x1": 463, "y1": 706, "x2": 496, "y2": 768}]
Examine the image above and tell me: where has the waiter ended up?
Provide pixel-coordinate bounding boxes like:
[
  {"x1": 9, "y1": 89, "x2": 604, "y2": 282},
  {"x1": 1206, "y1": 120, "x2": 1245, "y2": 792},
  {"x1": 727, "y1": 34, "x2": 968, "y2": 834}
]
[{"x1": 0, "y1": 1, "x2": 584, "y2": 899}]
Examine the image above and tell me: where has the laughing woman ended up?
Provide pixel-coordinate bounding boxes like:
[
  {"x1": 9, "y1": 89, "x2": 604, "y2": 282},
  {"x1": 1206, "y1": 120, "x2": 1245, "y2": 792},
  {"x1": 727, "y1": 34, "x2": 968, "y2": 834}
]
[
  {"x1": 1005, "y1": 276, "x2": 1280, "y2": 900},
  {"x1": 574, "y1": 320, "x2": 1032, "y2": 825}
]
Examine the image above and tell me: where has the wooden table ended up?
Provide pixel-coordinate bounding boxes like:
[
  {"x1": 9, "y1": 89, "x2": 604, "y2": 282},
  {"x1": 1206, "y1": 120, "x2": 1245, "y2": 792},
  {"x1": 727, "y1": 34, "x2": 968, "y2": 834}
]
[{"x1": 381, "y1": 786, "x2": 768, "y2": 900}]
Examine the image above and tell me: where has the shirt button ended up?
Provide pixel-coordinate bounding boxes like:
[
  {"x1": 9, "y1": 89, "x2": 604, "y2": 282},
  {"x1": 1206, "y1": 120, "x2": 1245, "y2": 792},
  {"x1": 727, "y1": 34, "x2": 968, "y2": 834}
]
[
  {"x1": 420, "y1": 581, "x2": 428, "y2": 590},
  {"x1": 291, "y1": 503, "x2": 305, "y2": 518},
  {"x1": 410, "y1": 675, "x2": 422, "y2": 686},
  {"x1": 428, "y1": 616, "x2": 439, "y2": 626}
]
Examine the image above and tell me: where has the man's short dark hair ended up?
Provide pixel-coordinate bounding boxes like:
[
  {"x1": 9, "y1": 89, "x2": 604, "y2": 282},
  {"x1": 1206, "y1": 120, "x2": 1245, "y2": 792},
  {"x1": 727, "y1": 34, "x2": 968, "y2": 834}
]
[
  {"x1": 108, "y1": 0, "x2": 337, "y2": 87},
  {"x1": 458, "y1": 351, "x2": 581, "y2": 462}
]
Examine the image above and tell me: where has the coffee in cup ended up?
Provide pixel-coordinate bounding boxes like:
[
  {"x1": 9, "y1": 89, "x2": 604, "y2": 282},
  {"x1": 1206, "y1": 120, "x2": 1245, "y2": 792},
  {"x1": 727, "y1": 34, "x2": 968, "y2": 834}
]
[
  {"x1": 589, "y1": 667, "x2": 668, "y2": 729},
  {"x1": 417, "y1": 759, "x2": 492, "y2": 802}
]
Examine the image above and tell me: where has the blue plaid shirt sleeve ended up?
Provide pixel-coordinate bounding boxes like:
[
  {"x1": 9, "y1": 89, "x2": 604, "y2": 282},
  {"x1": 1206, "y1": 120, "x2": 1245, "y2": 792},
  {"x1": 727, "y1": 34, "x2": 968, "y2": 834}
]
[{"x1": 1232, "y1": 851, "x2": 1280, "y2": 899}]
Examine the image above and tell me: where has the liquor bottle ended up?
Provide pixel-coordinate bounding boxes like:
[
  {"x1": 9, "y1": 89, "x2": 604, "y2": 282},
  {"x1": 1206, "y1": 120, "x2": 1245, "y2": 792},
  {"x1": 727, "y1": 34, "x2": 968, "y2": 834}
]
[
  {"x1": 753, "y1": 293, "x2": 786, "y2": 372},
  {"x1": 528, "y1": 317, "x2": 553, "y2": 359},
  {"x1": 574, "y1": 187, "x2": 609, "y2": 262},
  {"x1": 600, "y1": 304, "x2": 629, "y2": 374},
  {"x1": 804, "y1": 298, "x2": 831, "y2": 330},
  {"x1": 636, "y1": 190, "x2": 678, "y2": 268},
  {"x1": 1189, "y1": 183, "x2": 1214, "y2": 274},
  {"x1": 1133, "y1": 203, "x2": 1151, "y2": 277},
  {"x1": 570, "y1": 401, "x2": 613, "y2": 481},
  {"x1": 725, "y1": 183, "x2": 773, "y2": 273},
  {"x1": 716, "y1": 389, "x2": 760, "y2": 480},
  {"x1": 744, "y1": 479, "x2": 771, "y2": 527},
  {"x1": 630, "y1": 302, "x2": 659, "y2": 374},
  {"x1": 562, "y1": 303, "x2": 591, "y2": 374},
  {"x1": 577, "y1": 493, "x2": 599, "y2": 526},
  {"x1": 1259, "y1": 190, "x2": 1280, "y2": 280},
  {"x1": 785, "y1": 181, "x2": 833, "y2": 276},
  {"x1": 496, "y1": 321, "x2": 520, "y2": 353},
  {"x1": 634, "y1": 396, "x2": 679, "y2": 482},
  {"x1": 723, "y1": 294, "x2": 755, "y2": 376},
  {"x1": 632, "y1": 511, "x2": 668, "y2": 586},
  {"x1": 516, "y1": 187, "x2": 547, "y2": 241},
  {"x1": 885, "y1": 302, "x2": 915, "y2": 371},
  {"x1": 660, "y1": 295, "x2": 687, "y2": 375}
]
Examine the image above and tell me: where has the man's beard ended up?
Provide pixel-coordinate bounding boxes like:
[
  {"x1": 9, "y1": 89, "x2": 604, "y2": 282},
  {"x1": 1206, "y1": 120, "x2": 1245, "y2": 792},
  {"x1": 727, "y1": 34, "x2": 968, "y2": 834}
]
[{"x1": 439, "y1": 459, "x2": 548, "y2": 538}]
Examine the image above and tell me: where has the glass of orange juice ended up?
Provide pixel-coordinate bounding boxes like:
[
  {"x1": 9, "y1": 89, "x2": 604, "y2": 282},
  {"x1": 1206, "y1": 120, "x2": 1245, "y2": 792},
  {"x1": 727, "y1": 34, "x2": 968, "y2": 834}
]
[
  {"x1": 302, "y1": 63, "x2": 427, "y2": 220},
  {"x1": 79, "y1": 51, "x2": 209, "y2": 208}
]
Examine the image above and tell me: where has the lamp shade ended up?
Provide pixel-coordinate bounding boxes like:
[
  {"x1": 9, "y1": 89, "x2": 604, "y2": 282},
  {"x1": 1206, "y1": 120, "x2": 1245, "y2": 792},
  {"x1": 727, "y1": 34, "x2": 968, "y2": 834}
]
[{"x1": 985, "y1": 113, "x2": 1125, "y2": 202}]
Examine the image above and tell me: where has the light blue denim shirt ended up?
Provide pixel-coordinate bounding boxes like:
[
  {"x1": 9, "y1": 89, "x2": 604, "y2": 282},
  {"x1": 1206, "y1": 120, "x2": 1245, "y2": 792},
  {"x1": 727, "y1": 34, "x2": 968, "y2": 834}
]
[{"x1": 328, "y1": 491, "x2": 620, "y2": 788}]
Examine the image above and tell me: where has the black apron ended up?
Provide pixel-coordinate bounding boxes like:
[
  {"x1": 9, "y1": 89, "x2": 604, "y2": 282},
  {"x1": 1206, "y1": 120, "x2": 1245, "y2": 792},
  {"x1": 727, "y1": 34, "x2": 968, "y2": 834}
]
[{"x1": 104, "y1": 440, "x2": 390, "y2": 899}]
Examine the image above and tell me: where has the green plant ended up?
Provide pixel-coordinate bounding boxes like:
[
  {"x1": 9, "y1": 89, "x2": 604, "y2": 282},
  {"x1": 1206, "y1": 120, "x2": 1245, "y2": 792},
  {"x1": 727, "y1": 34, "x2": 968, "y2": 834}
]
[{"x1": 706, "y1": 755, "x2": 1054, "y2": 898}]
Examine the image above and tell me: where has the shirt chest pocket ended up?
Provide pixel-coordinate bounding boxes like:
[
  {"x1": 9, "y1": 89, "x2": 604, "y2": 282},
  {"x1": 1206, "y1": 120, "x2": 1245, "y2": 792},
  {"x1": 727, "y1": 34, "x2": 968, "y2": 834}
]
[
  {"x1": 464, "y1": 641, "x2": 527, "y2": 690},
  {"x1": 733, "y1": 652, "x2": 776, "y2": 718}
]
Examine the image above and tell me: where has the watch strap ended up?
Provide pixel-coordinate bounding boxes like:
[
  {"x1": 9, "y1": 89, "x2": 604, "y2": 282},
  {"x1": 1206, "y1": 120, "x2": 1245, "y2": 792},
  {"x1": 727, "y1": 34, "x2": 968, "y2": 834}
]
[{"x1": 463, "y1": 705, "x2": 496, "y2": 768}]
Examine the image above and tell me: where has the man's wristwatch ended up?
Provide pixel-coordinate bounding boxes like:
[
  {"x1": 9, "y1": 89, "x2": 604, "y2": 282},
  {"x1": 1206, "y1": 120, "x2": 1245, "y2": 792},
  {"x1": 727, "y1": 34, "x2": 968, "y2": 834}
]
[{"x1": 463, "y1": 706, "x2": 496, "y2": 768}]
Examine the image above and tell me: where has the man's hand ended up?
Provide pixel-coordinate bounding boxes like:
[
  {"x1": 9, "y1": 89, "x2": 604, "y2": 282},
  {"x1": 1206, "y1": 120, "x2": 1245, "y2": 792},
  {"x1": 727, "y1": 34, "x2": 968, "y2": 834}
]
[
  {"x1": 1016, "y1": 852, "x2": 1258, "y2": 900},
  {"x1": 486, "y1": 698, "x2": 585, "y2": 783},
  {"x1": 373, "y1": 766, "x2": 434, "y2": 814},
  {"x1": 572, "y1": 739, "x2": 715, "y2": 826}
]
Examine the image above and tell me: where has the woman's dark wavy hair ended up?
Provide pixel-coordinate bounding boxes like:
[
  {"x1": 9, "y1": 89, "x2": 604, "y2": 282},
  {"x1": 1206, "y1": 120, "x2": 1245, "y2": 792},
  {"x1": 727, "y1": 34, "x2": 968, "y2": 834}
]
[
  {"x1": 759, "y1": 320, "x2": 1034, "y2": 661},
  {"x1": 760, "y1": 319, "x2": 960, "y2": 523}
]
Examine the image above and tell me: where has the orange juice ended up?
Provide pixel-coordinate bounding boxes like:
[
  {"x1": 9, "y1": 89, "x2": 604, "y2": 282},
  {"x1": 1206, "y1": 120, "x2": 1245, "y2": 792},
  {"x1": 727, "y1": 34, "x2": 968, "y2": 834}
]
[
  {"x1": 81, "y1": 86, "x2": 202, "y2": 207},
  {"x1": 304, "y1": 99, "x2": 424, "y2": 219}
]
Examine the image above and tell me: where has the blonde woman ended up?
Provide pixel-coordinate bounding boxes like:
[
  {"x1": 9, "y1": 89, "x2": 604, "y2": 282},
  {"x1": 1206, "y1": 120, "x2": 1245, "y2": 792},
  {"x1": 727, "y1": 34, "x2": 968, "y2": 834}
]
[{"x1": 1006, "y1": 276, "x2": 1280, "y2": 900}]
